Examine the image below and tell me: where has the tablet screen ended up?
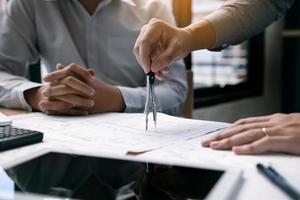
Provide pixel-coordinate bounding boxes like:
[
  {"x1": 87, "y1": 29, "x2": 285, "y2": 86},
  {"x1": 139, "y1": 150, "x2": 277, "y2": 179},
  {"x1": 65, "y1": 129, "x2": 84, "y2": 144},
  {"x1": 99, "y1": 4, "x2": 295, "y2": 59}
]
[{"x1": 1, "y1": 153, "x2": 224, "y2": 200}]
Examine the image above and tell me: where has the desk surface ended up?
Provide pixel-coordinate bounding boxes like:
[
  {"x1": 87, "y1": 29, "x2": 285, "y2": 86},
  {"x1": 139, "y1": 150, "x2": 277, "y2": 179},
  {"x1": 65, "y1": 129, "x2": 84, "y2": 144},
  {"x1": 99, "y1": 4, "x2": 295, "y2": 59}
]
[
  {"x1": 0, "y1": 108, "x2": 300, "y2": 200},
  {"x1": 0, "y1": 107, "x2": 27, "y2": 116}
]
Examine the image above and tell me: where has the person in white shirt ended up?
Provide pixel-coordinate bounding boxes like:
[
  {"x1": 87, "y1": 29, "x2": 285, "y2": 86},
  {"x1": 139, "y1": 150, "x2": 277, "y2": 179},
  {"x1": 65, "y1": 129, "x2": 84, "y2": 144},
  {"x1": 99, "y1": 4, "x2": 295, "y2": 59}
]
[
  {"x1": 0, "y1": 0, "x2": 4, "y2": 9},
  {"x1": 0, "y1": 0, "x2": 187, "y2": 116}
]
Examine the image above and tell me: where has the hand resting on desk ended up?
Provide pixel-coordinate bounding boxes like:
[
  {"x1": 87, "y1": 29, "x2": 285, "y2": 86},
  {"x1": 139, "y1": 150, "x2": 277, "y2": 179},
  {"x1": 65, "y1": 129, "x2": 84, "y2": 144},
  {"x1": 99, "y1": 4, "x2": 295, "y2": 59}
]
[
  {"x1": 24, "y1": 63, "x2": 125, "y2": 115},
  {"x1": 202, "y1": 113, "x2": 300, "y2": 155}
]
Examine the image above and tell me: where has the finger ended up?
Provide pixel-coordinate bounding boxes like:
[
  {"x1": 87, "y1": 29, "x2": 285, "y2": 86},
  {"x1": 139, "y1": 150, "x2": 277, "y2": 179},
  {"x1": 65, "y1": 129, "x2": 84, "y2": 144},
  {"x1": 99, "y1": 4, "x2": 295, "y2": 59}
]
[
  {"x1": 39, "y1": 100, "x2": 73, "y2": 112},
  {"x1": 151, "y1": 45, "x2": 177, "y2": 73},
  {"x1": 60, "y1": 76, "x2": 95, "y2": 97},
  {"x1": 47, "y1": 69, "x2": 83, "y2": 84},
  {"x1": 65, "y1": 64, "x2": 94, "y2": 81},
  {"x1": 87, "y1": 69, "x2": 96, "y2": 76},
  {"x1": 233, "y1": 136, "x2": 289, "y2": 155},
  {"x1": 43, "y1": 84, "x2": 91, "y2": 98},
  {"x1": 45, "y1": 109, "x2": 88, "y2": 116},
  {"x1": 50, "y1": 80, "x2": 60, "y2": 87},
  {"x1": 155, "y1": 71, "x2": 164, "y2": 80},
  {"x1": 161, "y1": 67, "x2": 169, "y2": 74},
  {"x1": 137, "y1": 20, "x2": 164, "y2": 73},
  {"x1": 55, "y1": 95, "x2": 94, "y2": 109},
  {"x1": 202, "y1": 121, "x2": 271, "y2": 147},
  {"x1": 154, "y1": 67, "x2": 169, "y2": 80},
  {"x1": 56, "y1": 63, "x2": 64, "y2": 70},
  {"x1": 133, "y1": 45, "x2": 141, "y2": 66},
  {"x1": 233, "y1": 115, "x2": 271, "y2": 126},
  {"x1": 44, "y1": 68, "x2": 71, "y2": 82},
  {"x1": 44, "y1": 63, "x2": 93, "y2": 82},
  {"x1": 134, "y1": 26, "x2": 147, "y2": 69},
  {"x1": 210, "y1": 129, "x2": 265, "y2": 150},
  {"x1": 138, "y1": 37, "x2": 151, "y2": 73}
]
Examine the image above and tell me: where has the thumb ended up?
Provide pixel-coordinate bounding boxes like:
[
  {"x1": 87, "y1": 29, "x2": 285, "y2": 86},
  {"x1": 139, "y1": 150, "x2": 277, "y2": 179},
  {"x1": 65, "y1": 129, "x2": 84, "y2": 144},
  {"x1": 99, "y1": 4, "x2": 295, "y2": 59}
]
[
  {"x1": 56, "y1": 63, "x2": 64, "y2": 70},
  {"x1": 87, "y1": 69, "x2": 96, "y2": 76}
]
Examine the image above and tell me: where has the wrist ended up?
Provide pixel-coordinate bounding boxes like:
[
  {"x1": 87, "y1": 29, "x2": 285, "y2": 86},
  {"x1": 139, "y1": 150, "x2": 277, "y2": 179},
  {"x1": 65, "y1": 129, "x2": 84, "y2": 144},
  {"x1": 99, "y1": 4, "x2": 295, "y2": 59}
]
[
  {"x1": 183, "y1": 19, "x2": 216, "y2": 51},
  {"x1": 24, "y1": 86, "x2": 43, "y2": 111},
  {"x1": 110, "y1": 86, "x2": 125, "y2": 112},
  {"x1": 89, "y1": 80, "x2": 125, "y2": 113},
  {"x1": 180, "y1": 27, "x2": 195, "y2": 54}
]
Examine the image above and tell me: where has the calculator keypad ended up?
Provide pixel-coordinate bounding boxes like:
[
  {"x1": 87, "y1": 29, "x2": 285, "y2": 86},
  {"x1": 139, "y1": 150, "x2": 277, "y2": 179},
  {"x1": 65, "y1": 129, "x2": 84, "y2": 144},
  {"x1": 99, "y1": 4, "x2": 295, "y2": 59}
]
[
  {"x1": 0, "y1": 126, "x2": 33, "y2": 139},
  {"x1": 0, "y1": 126, "x2": 43, "y2": 151}
]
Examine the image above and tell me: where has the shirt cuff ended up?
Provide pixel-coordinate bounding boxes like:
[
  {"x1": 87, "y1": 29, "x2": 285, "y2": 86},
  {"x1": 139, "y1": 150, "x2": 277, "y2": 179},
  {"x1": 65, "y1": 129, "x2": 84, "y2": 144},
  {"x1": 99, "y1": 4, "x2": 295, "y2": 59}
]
[
  {"x1": 117, "y1": 86, "x2": 146, "y2": 113},
  {"x1": 15, "y1": 82, "x2": 42, "y2": 111}
]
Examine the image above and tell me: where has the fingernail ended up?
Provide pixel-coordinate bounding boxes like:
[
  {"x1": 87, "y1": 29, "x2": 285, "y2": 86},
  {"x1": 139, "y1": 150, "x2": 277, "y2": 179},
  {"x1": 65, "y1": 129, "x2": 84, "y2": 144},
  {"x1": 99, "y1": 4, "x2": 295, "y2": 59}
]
[
  {"x1": 89, "y1": 101, "x2": 95, "y2": 107},
  {"x1": 56, "y1": 63, "x2": 64, "y2": 71},
  {"x1": 42, "y1": 90, "x2": 48, "y2": 97},
  {"x1": 142, "y1": 66, "x2": 149, "y2": 74},
  {"x1": 202, "y1": 140, "x2": 210, "y2": 147},
  {"x1": 233, "y1": 147, "x2": 242, "y2": 154},
  {"x1": 89, "y1": 74, "x2": 96, "y2": 79},
  {"x1": 152, "y1": 62, "x2": 162, "y2": 72},
  {"x1": 43, "y1": 76, "x2": 49, "y2": 82},
  {"x1": 90, "y1": 89, "x2": 96, "y2": 95},
  {"x1": 210, "y1": 142, "x2": 219, "y2": 149}
]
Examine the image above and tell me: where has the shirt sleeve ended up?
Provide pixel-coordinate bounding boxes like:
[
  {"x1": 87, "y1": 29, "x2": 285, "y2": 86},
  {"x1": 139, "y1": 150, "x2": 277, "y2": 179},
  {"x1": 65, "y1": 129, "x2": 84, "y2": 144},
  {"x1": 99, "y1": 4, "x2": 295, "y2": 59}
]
[
  {"x1": 0, "y1": 0, "x2": 42, "y2": 110},
  {"x1": 117, "y1": 1, "x2": 188, "y2": 115},
  {"x1": 203, "y1": 0, "x2": 295, "y2": 49},
  {"x1": 118, "y1": 59, "x2": 187, "y2": 115}
]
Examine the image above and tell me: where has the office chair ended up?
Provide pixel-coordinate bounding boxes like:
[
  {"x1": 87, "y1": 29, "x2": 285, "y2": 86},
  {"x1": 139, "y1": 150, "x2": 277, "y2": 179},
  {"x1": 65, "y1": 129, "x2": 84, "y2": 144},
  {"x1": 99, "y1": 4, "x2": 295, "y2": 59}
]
[
  {"x1": 178, "y1": 68, "x2": 194, "y2": 119},
  {"x1": 28, "y1": 60, "x2": 42, "y2": 83}
]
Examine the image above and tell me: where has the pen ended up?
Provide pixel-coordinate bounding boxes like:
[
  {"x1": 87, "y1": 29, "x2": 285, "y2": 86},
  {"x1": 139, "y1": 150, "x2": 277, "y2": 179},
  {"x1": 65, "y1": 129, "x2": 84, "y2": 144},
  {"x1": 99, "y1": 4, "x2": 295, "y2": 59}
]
[{"x1": 256, "y1": 163, "x2": 300, "y2": 200}]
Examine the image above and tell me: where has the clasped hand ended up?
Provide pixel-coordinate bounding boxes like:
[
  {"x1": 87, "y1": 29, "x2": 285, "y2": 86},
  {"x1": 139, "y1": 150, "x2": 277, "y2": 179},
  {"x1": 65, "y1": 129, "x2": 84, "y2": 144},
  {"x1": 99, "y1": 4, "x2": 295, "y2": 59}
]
[{"x1": 25, "y1": 63, "x2": 125, "y2": 115}]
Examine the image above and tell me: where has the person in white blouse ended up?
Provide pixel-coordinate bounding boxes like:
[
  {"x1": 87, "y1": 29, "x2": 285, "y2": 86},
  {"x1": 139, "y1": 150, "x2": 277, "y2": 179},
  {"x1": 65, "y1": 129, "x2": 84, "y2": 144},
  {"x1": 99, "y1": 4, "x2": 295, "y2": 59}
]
[
  {"x1": 0, "y1": 0, "x2": 187, "y2": 116},
  {"x1": 134, "y1": 0, "x2": 300, "y2": 155},
  {"x1": 0, "y1": 0, "x2": 4, "y2": 9}
]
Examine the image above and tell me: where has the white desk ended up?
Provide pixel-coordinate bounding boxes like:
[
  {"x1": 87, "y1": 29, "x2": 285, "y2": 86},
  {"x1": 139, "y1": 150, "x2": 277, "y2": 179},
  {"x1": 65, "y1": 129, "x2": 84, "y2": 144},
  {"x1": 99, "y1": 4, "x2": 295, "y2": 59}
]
[
  {"x1": 1, "y1": 109, "x2": 299, "y2": 200},
  {"x1": 140, "y1": 136, "x2": 300, "y2": 200}
]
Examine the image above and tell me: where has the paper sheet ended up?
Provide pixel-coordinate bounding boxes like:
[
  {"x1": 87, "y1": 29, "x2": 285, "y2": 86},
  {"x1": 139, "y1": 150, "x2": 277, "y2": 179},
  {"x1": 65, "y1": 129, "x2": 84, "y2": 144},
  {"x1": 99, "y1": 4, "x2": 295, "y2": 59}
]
[
  {"x1": 4, "y1": 113, "x2": 300, "y2": 200},
  {"x1": 10, "y1": 112, "x2": 229, "y2": 154}
]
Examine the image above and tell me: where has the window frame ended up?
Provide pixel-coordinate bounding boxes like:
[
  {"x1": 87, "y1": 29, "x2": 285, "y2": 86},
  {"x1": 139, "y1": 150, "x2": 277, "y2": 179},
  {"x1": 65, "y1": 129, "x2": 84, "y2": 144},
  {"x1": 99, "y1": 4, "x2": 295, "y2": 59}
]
[{"x1": 192, "y1": 34, "x2": 265, "y2": 108}]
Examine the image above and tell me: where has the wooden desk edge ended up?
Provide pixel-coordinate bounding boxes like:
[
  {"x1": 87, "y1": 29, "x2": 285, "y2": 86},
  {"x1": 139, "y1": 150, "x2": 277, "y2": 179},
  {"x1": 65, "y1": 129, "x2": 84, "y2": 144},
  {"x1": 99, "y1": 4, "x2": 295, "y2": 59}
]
[{"x1": 0, "y1": 108, "x2": 28, "y2": 116}]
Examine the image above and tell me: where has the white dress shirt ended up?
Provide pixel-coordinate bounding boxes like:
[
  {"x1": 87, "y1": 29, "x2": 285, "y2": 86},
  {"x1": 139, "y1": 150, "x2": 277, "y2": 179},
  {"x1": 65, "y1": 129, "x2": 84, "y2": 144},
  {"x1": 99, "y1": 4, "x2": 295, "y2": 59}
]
[{"x1": 0, "y1": 0, "x2": 188, "y2": 114}]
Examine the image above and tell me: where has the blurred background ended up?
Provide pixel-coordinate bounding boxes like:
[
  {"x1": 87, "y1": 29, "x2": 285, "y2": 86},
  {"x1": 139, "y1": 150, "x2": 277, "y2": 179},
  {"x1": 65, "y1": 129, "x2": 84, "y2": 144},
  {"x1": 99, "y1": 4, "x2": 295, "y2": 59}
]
[{"x1": 169, "y1": 0, "x2": 300, "y2": 122}]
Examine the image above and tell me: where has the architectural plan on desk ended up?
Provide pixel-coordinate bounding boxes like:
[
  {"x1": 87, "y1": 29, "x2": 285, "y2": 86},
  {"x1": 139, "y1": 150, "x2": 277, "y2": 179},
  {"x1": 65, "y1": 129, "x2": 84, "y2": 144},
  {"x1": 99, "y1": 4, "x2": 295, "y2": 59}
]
[{"x1": 10, "y1": 113, "x2": 229, "y2": 155}]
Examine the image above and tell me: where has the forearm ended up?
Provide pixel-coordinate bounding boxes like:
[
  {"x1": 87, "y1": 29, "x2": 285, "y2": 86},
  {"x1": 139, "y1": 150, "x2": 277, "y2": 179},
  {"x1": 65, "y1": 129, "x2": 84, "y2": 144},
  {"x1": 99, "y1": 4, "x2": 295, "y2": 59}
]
[
  {"x1": 96, "y1": 85, "x2": 125, "y2": 113},
  {"x1": 183, "y1": 20, "x2": 216, "y2": 51},
  {"x1": 0, "y1": 70, "x2": 42, "y2": 110},
  {"x1": 202, "y1": 0, "x2": 294, "y2": 49}
]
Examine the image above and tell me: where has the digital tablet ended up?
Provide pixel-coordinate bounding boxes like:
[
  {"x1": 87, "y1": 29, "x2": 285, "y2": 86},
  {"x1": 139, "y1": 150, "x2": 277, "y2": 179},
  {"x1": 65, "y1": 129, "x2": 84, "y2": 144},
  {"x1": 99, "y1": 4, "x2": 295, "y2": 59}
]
[{"x1": 0, "y1": 152, "x2": 242, "y2": 200}]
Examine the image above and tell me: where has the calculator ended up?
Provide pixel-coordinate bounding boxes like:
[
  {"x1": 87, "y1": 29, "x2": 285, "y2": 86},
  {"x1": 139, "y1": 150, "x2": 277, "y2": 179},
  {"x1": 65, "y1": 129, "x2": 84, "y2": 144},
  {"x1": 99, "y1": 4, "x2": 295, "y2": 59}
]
[{"x1": 0, "y1": 126, "x2": 44, "y2": 151}]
